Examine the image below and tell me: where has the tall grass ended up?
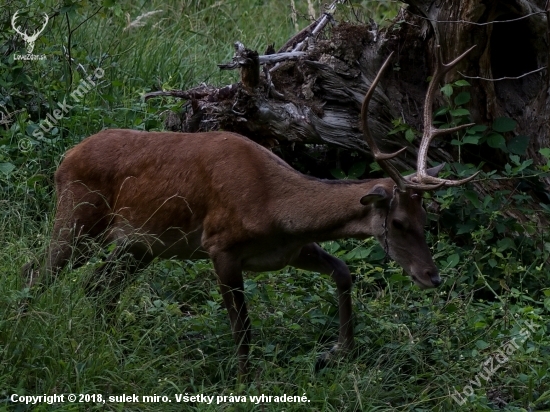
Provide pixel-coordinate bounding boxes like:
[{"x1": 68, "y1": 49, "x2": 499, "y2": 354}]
[{"x1": 1, "y1": 1, "x2": 549, "y2": 411}]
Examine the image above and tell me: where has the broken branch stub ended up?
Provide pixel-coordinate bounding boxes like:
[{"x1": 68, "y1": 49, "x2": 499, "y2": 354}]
[{"x1": 218, "y1": 41, "x2": 260, "y2": 89}]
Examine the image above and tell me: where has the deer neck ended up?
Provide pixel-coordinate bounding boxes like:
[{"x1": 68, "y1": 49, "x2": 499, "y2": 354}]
[{"x1": 273, "y1": 178, "x2": 387, "y2": 242}]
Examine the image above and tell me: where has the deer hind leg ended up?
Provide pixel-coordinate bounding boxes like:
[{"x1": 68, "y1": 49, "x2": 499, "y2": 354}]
[
  {"x1": 22, "y1": 185, "x2": 109, "y2": 290},
  {"x1": 212, "y1": 251, "x2": 250, "y2": 379},
  {"x1": 290, "y1": 242, "x2": 354, "y2": 370}
]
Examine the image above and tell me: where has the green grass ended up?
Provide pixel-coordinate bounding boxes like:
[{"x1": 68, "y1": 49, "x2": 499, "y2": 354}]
[{"x1": 1, "y1": 0, "x2": 550, "y2": 411}]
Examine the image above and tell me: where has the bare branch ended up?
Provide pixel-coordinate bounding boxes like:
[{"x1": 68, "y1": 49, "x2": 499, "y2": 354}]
[
  {"x1": 407, "y1": 9, "x2": 546, "y2": 26},
  {"x1": 259, "y1": 51, "x2": 307, "y2": 64},
  {"x1": 143, "y1": 84, "x2": 238, "y2": 101},
  {"x1": 270, "y1": 0, "x2": 344, "y2": 73},
  {"x1": 459, "y1": 66, "x2": 547, "y2": 82},
  {"x1": 219, "y1": 50, "x2": 307, "y2": 70}
]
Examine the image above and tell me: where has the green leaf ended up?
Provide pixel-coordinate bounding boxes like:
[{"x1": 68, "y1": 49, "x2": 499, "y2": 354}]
[
  {"x1": 355, "y1": 247, "x2": 371, "y2": 259},
  {"x1": 348, "y1": 162, "x2": 366, "y2": 179},
  {"x1": 497, "y1": 237, "x2": 516, "y2": 251},
  {"x1": 540, "y1": 148, "x2": 550, "y2": 158},
  {"x1": 454, "y1": 92, "x2": 471, "y2": 106},
  {"x1": 487, "y1": 133, "x2": 506, "y2": 149},
  {"x1": 509, "y1": 154, "x2": 521, "y2": 166},
  {"x1": 492, "y1": 117, "x2": 517, "y2": 133},
  {"x1": 330, "y1": 168, "x2": 346, "y2": 179},
  {"x1": 369, "y1": 246, "x2": 386, "y2": 261},
  {"x1": 507, "y1": 135, "x2": 530, "y2": 155},
  {"x1": 344, "y1": 247, "x2": 372, "y2": 261},
  {"x1": 434, "y1": 106, "x2": 449, "y2": 117},
  {"x1": 0, "y1": 162, "x2": 15, "y2": 174},
  {"x1": 454, "y1": 80, "x2": 471, "y2": 87},
  {"x1": 323, "y1": 241, "x2": 340, "y2": 254},
  {"x1": 441, "y1": 84, "x2": 453, "y2": 98},
  {"x1": 447, "y1": 253, "x2": 460, "y2": 268},
  {"x1": 405, "y1": 128, "x2": 415, "y2": 143},
  {"x1": 467, "y1": 125, "x2": 488, "y2": 134},
  {"x1": 475, "y1": 340, "x2": 489, "y2": 350},
  {"x1": 457, "y1": 221, "x2": 476, "y2": 235},
  {"x1": 462, "y1": 135, "x2": 480, "y2": 145},
  {"x1": 513, "y1": 159, "x2": 533, "y2": 173},
  {"x1": 464, "y1": 190, "x2": 480, "y2": 208},
  {"x1": 450, "y1": 108, "x2": 470, "y2": 117},
  {"x1": 369, "y1": 161, "x2": 381, "y2": 172},
  {"x1": 26, "y1": 174, "x2": 46, "y2": 186}
]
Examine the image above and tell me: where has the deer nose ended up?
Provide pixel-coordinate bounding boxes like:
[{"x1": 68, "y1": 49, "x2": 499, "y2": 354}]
[{"x1": 429, "y1": 272, "x2": 442, "y2": 287}]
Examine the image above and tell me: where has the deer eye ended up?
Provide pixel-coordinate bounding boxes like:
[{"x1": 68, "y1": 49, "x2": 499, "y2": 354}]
[{"x1": 392, "y1": 219, "x2": 406, "y2": 231}]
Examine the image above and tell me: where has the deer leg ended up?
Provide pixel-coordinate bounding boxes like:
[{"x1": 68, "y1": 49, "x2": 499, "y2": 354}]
[
  {"x1": 290, "y1": 242, "x2": 354, "y2": 369},
  {"x1": 23, "y1": 185, "x2": 109, "y2": 290},
  {"x1": 212, "y1": 252, "x2": 250, "y2": 379},
  {"x1": 22, "y1": 219, "x2": 92, "y2": 290},
  {"x1": 84, "y1": 240, "x2": 153, "y2": 313}
]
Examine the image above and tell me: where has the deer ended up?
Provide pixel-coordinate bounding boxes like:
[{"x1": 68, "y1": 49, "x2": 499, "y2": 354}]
[
  {"x1": 23, "y1": 46, "x2": 478, "y2": 377},
  {"x1": 11, "y1": 11, "x2": 49, "y2": 54}
]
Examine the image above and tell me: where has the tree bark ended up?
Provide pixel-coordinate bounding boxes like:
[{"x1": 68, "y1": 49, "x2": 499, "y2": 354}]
[
  {"x1": 404, "y1": 0, "x2": 549, "y2": 172},
  {"x1": 148, "y1": 0, "x2": 549, "y2": 193}
]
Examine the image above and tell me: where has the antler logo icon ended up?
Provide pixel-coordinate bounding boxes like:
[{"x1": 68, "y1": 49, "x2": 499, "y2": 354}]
[{"x1": 11, "y1": 11, "x2": 49, "y2": 54}]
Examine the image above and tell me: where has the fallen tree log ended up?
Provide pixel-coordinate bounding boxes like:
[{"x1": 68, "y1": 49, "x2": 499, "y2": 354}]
[{"x1": 145, "y1": 0, "x2": 550, "y2": 198}]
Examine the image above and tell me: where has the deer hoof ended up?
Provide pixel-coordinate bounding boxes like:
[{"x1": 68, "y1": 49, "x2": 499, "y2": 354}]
[
  {"x1": 315, "y1": 343, "x2": 342, "y2": 371},
  {"x1": 21, "y1": 261, "x2": 39, "y2": 287}
]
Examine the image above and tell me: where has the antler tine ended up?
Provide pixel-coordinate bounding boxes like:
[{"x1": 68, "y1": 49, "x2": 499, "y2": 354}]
[
  {"x1": 33, "y1": 13, "x2": 49, "y2": 39},
  {"x1": 361, "y1": 52, "x2": 408, "y2": 190},
  {"x1": 11, "y1": 11, "x2": 26, "y2": 37},
  {"x1": 27, "y1": 13, "x2": 49, "y2": 41},
  {"x1": 410, "y1": 170, "x2": 481, "y2": 188},
  {"x1": 412, "y1": 45, "x2": 478, "y2": 190}
]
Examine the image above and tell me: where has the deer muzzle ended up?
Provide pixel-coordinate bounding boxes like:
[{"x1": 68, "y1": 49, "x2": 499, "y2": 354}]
[{"x1": 411, "y1": 268, "x2": 442, "y2": 289}]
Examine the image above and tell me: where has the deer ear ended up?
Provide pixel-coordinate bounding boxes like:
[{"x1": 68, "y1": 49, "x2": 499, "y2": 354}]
[
  {"x1": 405, "y1": 163, "x2": 446, "y2": 182},
  {"x1": 426, "y1": 163, "x2": 446, "y2": 177},
  {"x1": 360, "y1": 185, "x2": 389, "y2": 205}
]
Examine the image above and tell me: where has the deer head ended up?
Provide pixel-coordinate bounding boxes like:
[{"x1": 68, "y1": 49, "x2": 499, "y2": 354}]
[
  {"x1": 361, "y1": 46, "x2": 478, "y2": 289},
  {"x1": 11, "y1": 11, "x2": 49, "y2": 54}
]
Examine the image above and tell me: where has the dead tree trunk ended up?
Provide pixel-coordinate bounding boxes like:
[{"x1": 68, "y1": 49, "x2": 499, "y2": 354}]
[
  {"x1": 146, "y1": 0, "x2": 549, "y2": 193},
  {"x1": 404, "y1": 0, "x2": 549, "y2": 173}
]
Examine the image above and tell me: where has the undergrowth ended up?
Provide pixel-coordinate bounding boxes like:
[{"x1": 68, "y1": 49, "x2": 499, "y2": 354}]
[{"x1": 1, "y1": 1, "x2": 549, "y2": 411}]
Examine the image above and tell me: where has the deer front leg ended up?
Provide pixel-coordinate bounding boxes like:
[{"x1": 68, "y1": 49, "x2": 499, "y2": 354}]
[
  {"x1": 212, "y1": 252, "x2": 251, "y2": 379},
  {"x1": 290, "y1": 243, "x2": 354, "y2": 369}
]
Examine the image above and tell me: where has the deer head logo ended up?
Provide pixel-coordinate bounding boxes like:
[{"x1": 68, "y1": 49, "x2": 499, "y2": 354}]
[{"x1": 11, "y1": 11, "x2": 49, "y2": 54}]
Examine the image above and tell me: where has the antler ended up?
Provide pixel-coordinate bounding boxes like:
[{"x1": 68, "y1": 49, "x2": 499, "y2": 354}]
[
  {"x1": 28, "y1": 13, "x2": 49, "y2": 42},
  {"x1": 361, "y1": 52, "x2": 409, "y2": 191},
  {"x1": 11, "y1": 11, "x2": 27, "y2": 38},
  {"x1": 362, "y1": 46, "x2": 480, "y2": 191},
  {"x1": 413, "y1": 45, "x2": 479, "y2": 188}
]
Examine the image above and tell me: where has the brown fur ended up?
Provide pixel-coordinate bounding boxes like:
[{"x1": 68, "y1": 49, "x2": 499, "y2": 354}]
[{"x1": 25, "y1": 128, "x2": 443, "y2": 376}]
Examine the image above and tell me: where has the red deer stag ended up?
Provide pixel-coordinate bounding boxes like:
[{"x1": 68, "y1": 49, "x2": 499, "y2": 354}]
[{"x1": 23, "y1": 46, "x2": 477, "y2": 376}]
